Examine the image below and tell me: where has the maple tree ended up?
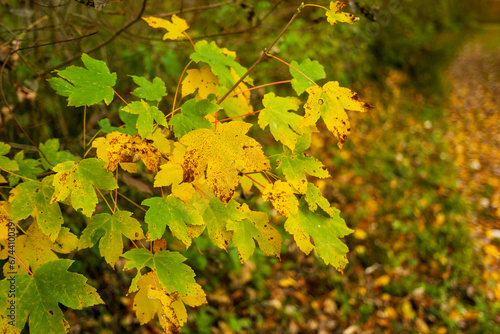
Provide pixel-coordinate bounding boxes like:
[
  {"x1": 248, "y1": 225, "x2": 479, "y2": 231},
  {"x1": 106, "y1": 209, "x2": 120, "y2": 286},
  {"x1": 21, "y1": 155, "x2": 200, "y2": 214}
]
[{"x1": 0, "y1": 2, "x2": 371, "y2": 333}]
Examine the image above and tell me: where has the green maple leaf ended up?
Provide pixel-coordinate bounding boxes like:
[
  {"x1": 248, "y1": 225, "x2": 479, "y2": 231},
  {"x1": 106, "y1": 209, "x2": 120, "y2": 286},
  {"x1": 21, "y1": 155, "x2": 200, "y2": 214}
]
[
  {"x1": 130, "y1": 75, "x2": 167, "y2": 102},
  {"x1": 142, "y1": 195, "x2": 203, "y2": 246},
  {"x1": 51, "y1": 158, "x2": 118, "y2": 217},
  {"x1": 79, "y1": 210, "x2": 145, "y2": 267},
  {"x1": 0, "y1": 142, "x2": 19, "y2": 172},
  {"x1": 0, "y1": 259, "x2": 103, "y2": 334},
  {"x1": 98, "y1": 109, "x2": 138, "y2": 135},
  {"x1": 121, "y1": 100, "x2": 167, "y2": 138},
  {"x1": 290, "y1": 58, "x2": 326, "y2": 95},
  {"x1": 38, "y1": 138, "x2": 75, "y2": 170},
  {"x1": 226, "y1": 204, "x2": 282, "y2": 263},
  {"x1": 197, "y1": 198, "x2": 244, "y2": 250},
  {"x1": 285, "y1": 199, "x2": 353, "y2": 272},
  {"x1": 276, "y1": 149, "x2": 330, "y2": 194},
  {"x1": 304, "y1": 182, "x2": 334, "y2": 216},
  {"x1": 123, "y1": 248, "x2": 197, "y2": 295},
  {"x1": 190, "y1": 40, "x2": 252, "y2": 87},
  {"x1": 8, "y1": 150, "x2": 43, "y2": 186},
  {"x1": 170, "y1": 97, "x2": 220, "y2": 138},
  {"x1": 47, "y1": 53, "x2": 117, "y2": 107},
  {"x1": 10, "y1": 177, "x2": 63, "y2": 241},
  {"x1": 258, "y1": 93, "x2": 302, "y2": 151}
]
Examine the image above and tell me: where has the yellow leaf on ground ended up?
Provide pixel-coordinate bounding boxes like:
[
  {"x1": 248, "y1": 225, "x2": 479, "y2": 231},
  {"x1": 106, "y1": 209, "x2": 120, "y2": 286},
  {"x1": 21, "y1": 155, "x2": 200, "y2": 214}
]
[{"x1": 374, "y1": 275, "x2": 390, "y2": 288}]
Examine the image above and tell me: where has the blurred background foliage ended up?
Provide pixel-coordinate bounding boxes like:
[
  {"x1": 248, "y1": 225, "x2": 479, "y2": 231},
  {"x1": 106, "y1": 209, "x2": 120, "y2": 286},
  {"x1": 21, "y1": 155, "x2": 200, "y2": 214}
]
[{"x1": 1, "y1": 0, "x2": 499, "y2": 333}]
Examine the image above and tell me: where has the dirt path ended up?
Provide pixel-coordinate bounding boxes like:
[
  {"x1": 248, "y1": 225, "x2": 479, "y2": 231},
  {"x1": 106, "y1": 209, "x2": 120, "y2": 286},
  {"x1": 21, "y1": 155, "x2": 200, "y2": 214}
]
[{"x1": 445, "y1": 28, "x2": 500, "y2": 302}]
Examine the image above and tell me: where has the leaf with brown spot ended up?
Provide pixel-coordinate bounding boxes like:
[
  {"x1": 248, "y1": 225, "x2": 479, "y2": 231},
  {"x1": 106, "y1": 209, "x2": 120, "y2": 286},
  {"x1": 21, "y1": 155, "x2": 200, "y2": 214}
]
[
  {"x1": 262, "y1": 180, "x2": 299, "y2": 217},
  {"x1": 180, "y1": 122, "x2": 269, "y2": 203},
  {"x1": 226, "y1": 203, "x2": 282, "y2": 263},
  {"x1": 299, "y1": 81, "x2": 370, "y2": 149},
  {"x1": 93, "y1": 132, "x2": 161, "y2": 172},
  {"x1": 51, "y1": 159, "x2": 117, "y2": 217}
]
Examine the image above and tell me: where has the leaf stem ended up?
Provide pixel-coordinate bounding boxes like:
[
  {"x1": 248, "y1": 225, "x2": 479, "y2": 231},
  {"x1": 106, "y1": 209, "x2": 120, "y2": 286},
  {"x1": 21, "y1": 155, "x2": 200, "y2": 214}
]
[
  {"x1": 171, "y1": 60, "x2": 193, "y2": 120},
  {"x1": 302, "y1": 3, "x2": 329, "y2": 11},
  {"x1": 266, "y1": 53, "x2": 319, "y2": 87},
  {"x1": 237, "y1": 168, "x2": 265, "y2": 188},
  {"x1": 96, "y1": 188, "x2": 114, "y2": 213},
  {"x1": 215, "y1": 109, "x2": 262, "y2": 123},
  {"x1": 83, "y1": 105, "x2": 87, "y2": 149},
  {"x1": 116, "y1": 191, "x2": 147, "y2": 212},
  {"x1": 221, "y1": 80, "x2": 291, "y2": 102},
  {"x1": 216, "y1": 6, "x2": 303, "y2": 105},
  {"x1": 183, "y1": 32, "x2": 195, "y2": 48},
  {"x1": 113, "y1": 89, "x2": 129, "y2": 105},
  {"x1": 0, "y1": 167, "x2": 36, "y2": 182}
]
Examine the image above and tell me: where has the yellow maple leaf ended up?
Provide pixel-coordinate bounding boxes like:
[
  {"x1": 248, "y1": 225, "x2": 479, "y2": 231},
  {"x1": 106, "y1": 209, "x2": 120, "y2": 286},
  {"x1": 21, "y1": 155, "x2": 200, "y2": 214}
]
[
  {"x1": 143, "y1": 14, "x2": 189, "y2": 40},
  {"x1": 182, "y1": 65, "x2": 219, "y2": 99},
  {"x1": 0, "y1": 201, "x2": 11, "y2": 240},
  {"x1": 92, "y1": 132, "x2": 161, "y2": 172},
  {"x1": 154, "y1": 162, "x2": 184, "y2": 188},
  {"x1": 147, "y1": 283, "x2": 207, "y2": 333},
  {"x1": 180, "y1": 122, "x2": 270, "y2": 203},
  {"x1": 326, "y1": 1, "x2": 358, "y2": 25},
  {"x1": 262, "y1": 181, "x2": 299, "y2": 217},
  {"x1": 299, "y1": 81, "x2": 370, "y2": 149}
]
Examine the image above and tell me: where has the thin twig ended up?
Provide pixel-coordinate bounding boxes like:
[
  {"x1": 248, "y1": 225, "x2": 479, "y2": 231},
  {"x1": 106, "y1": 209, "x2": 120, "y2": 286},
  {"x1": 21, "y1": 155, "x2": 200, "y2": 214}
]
[
  {"x1": 217, "y1": 6, "x2": 303, "y2": 104},
  {"x1": 34, "y1": 0, "x2": 148, "y2": 78}
]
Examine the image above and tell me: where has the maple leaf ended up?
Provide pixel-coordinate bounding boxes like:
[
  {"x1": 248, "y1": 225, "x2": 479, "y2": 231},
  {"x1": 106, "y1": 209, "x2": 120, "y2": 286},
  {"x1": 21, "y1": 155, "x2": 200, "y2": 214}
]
[
  {"x1": 98, "y1": 109, "x2": 139, "y2": 136},
  {"x1": 180, "y1": 122, "x2": 270, "y2": 203},
  {"x1": 262, "y1": 180, "x2": 299, "y2": 217},
  {"x1": 196, "y1": 198, "x2": 244, "y2": 250},
  {"x1": 276, "y1": 149, "x2": 330, "y2": 194},
  {"x1": 143, "y1": 14, "x2": 189, "y2": 40},
  {"x1": 326, "y1": 1, "x2": 358, "y2": 25},
  {"x1": 170, "y1": 97, "x2": 220, "y2": 138},
  {"x1": 147, "y1": 283, "x2": 206, "y2": 334},
  {"x1": 0, "y1": 142, "x2": 18, "y2": 172},
  {"x1": 2, "y1": 222, "x2": 78, "y2": 275},
  {"x1": 123, "y1": 248, "x2": 197, "y2": 296},
  {"x1": 47, "y1": 53, "x2": 117, "y2": 107},
  {"x1": 51, "y1": 158, "x2": 118, "y2": 217},
  {"x1": 181, "y1": 65, "x2": 219, "y2": 98},
  {"x1": 92, "y1": 132, "x2": 161, "y2": 172},
  {"x1": 285, "y1": 199, "x2": 353, "y2": 272},
  {"x1": 0, "y1": 259, "x2": 103, "y2": 334},
  {"x1": 299, "y1": 81, "x2": 370, "y2": 149},
  {"x1": 142, "y1": 195, "x2": 203, "y2": 245},
  {"x1": 130, "y1": 75, "x2": 167, "y2": 102},
  {"x1": 9, "y1": 177, "x2": 63, "y2": 241},
  {"x1": 8, "y1": 150, "x2": 43, "y2": 186},
  {"x1": 304, "y1": 182, "x2": 334, "y2": 216},
  {"x1": 0, "y1": 202, "x2": 10, "y2": 240},
  {"x1": 258, "y1": 93, "x2": 302, "y2": 151},
  {"x1": 290, "y1": 58, "x2": 326, "y2": 95},
  {"x1": 226, "y1": 204, "x2": 282, "y2": 263},
  {"x1": 154, "y1": 161, "x2": 184, "y2": 188},
  {"x1": 38, "y1": 138, "x2": 77, "y2": 170},
  {"x1": 79, "y1": 210, "x2": 145, "y2": 267},
  {"x1": 190, "y1": 40, "x2": 251, "y2": 87},
  {"x1": 121, "y1": 100, "x2": 168, "y2": 139}
]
